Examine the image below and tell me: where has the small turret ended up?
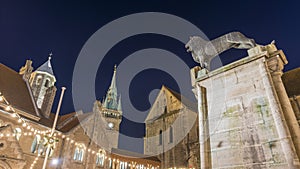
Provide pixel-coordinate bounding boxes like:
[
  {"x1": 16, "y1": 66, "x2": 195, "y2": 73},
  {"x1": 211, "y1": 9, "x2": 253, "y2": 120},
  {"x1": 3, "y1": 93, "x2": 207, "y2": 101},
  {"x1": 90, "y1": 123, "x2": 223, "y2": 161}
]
[{"x1": 28, "y1": 53, "x2": 57, "y2": 118}]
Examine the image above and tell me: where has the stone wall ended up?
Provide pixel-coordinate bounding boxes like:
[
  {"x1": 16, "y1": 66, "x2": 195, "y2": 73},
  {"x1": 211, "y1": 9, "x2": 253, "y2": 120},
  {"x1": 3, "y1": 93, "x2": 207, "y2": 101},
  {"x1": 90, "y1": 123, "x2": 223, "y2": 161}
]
[{"x1": 192, "y1": 44, "x2": 300, "y2": 168}]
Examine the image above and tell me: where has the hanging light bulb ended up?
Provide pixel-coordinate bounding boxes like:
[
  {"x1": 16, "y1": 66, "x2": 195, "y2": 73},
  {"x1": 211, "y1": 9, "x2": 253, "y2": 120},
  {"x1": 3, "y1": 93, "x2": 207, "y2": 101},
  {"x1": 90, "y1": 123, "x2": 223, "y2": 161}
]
[
  {"x1": 5, "y1": 106, "x2": 11, "y2": 111},
  {"x1": 0, "y1": 96, "x2": 3, "y2": 102}
]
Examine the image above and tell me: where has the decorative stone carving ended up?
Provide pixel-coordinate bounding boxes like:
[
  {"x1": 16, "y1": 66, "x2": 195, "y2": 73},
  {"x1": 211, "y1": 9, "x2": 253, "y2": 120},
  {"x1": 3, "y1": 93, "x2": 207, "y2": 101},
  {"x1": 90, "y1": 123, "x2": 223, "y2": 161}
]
[{"x1": 185, "y1": 32, "x2": 256, "y2": 70}]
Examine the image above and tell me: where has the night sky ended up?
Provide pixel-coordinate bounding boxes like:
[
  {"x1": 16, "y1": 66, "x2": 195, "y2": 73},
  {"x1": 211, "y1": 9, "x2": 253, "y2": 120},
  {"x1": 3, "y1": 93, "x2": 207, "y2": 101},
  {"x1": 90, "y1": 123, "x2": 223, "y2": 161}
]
[{"x1": 1, "y1": 1, "x2": 300, "y2": 153}]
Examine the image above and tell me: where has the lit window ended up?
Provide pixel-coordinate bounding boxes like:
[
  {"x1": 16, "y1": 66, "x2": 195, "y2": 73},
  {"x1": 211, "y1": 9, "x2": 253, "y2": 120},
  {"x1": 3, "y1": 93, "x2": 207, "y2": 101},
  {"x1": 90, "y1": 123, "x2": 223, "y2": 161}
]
[
  {"x1": 119, "y1": 161, "x2": 128, "y2": 169},
  {"x1": 31, "y1": 135, "x2": 41, "y2": 153},
  {"x1": 109, "y1": 158, "x2": 112, "y2": 169},
  {"x1": 96, "y1": 149, "x2": 106, "y2": 166},
  {"x1": 14, "y1": 128, "x2": 22, "y2": 141},
  {"x1": 36, "y1": 76, "x2": 42, "y2": 85},
  {"x1": 30, "y1": 135, "x2": 53, "y2": 156},
  {"x1": 73, "y1": 144, "x2": 85, "y2": 162}
]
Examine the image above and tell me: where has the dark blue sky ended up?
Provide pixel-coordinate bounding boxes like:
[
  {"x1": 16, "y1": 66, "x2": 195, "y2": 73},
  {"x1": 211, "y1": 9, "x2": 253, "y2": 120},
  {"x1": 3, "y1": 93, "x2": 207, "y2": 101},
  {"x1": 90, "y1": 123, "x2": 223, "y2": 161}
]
[{"x1": 1, "y1": 0, "x2": 300, "y2": 152}]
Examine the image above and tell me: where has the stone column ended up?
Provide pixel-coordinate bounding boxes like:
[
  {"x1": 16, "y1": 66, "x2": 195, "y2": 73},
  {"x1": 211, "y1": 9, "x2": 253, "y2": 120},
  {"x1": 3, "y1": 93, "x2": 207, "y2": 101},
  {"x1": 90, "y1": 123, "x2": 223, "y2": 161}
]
[
  {"x1": 267, "y1": 53, "x2": 300, "y2": 160},
  {"x1": 259, "y1": 58, "x2": 299, "y2": 168},
  {"x1": 197, "y1": 85, "x2": 211, "y2": 169}
]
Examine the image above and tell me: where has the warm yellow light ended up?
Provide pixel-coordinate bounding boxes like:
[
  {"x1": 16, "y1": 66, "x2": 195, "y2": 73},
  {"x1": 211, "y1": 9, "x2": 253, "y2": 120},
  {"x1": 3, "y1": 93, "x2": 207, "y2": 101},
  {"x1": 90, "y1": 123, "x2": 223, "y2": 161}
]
[
  {"x1": 22, "y1": 123, "x2": 27, "y2": 127},
  {"x1": 0, "y1": 96, "x2": 3, "y2": 102},
  {"x1": 11, "y1": 113, "x2": 17, "y2": 118},
  {"x1": 5, "y1": 106, "x2": 11, "y2": 111},
  {"x1": 18, "y1": 119, "x2": 22, "y2": 123}
]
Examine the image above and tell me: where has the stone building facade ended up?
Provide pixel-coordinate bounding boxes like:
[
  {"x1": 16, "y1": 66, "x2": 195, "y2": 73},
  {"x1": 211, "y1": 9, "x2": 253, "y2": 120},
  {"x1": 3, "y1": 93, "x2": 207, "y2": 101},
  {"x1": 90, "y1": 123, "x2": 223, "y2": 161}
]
[
  {"x1": 190, "y1": 43, "x2": 300, "y2": 168},
  {"x1": 144, "y1": 86, "x2": 200, "y2": 169},
  {"x1": 0, "y1": 58, "x2": 160, "y2": 169}
]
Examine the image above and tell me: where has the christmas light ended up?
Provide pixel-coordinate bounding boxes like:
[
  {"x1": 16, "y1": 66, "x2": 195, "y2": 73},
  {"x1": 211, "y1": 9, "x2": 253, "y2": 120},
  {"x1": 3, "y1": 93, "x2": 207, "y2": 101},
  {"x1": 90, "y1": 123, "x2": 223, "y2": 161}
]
[{"x1": 5, "y1": 106, "x2": 11, "y2": 111}]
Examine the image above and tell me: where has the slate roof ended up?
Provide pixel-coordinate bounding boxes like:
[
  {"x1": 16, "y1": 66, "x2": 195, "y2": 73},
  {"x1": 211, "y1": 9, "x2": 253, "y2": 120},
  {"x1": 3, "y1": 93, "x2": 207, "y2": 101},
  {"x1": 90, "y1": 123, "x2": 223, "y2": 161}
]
[
  {"x1": 282, "y1": 67, "x2": 300, "y2": 97},
  {"x1": 36, "y1": 57, "x2": 55, "y2": 76}
]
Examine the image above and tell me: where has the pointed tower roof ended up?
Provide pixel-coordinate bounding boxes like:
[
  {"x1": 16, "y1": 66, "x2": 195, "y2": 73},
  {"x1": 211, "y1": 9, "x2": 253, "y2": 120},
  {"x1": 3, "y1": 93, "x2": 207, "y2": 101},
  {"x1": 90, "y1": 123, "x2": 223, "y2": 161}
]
[
  {"x1": 36, "y1": 53, "x2": 55, "y2": 76},
  {"x1": 103, "y1": 65, "x2": 119, "y2": 111},
  {"x1": 109, "y1": 64, "x2": 117, "y2": 93}
]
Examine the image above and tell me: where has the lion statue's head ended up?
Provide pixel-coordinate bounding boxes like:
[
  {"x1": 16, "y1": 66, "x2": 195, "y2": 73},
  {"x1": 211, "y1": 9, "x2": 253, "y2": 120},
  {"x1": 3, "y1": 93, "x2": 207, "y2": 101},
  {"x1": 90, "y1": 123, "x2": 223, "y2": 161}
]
[{"x1": 185, "y1": 36, "x2": 210, "y2": 69}]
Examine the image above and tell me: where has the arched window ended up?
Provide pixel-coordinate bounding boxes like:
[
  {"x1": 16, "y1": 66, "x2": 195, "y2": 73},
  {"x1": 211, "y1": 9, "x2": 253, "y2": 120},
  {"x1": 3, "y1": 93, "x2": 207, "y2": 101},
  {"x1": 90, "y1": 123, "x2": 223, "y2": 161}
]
[
  {"x1": 44, "y1": 79, "x2": 50, "y2": 87},
  {"x1": 36, "y1": 76, "x2": 42, "y2": 85},
  {"x1": 14, "y1": 128, "x2": 22, "y2": 141},
  {"x1": 119, "y1": 161, "x2": 128, "y2": 169},
  {"x1": 169, "y1": 126, "x2": 173, "y2": 143},
  {"x1": 108, "y1": 158, "x2": 112, "y2": 169},
  {"x1": 31, "y1": 135, "x2": 41, "y2": 153},
  {"x1": 37, "y1": 139, "x2": 46, "y2": 155},
  {"x1": 31, "y1": 135, "x2": 53, "y2": 156},
  {"x1": 96, "y1": 149, "x2": 106, "y2": 167},
  {"x1": 73, "y1": 144, "x2": 85, "y2": 162},
  {"x1": 159, "y1": 130, "x2": 162, "y2": 145}
]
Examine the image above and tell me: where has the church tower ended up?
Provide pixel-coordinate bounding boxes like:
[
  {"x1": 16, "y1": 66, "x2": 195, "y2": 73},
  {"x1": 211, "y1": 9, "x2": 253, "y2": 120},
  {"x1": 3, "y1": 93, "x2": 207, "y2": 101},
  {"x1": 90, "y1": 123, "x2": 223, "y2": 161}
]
[
  {"x1": 28, "y1": 54, "x2": 57, "y2": 118},
  {"x1": 101, "y1": 65, "x2": 122, "y2": 132}
]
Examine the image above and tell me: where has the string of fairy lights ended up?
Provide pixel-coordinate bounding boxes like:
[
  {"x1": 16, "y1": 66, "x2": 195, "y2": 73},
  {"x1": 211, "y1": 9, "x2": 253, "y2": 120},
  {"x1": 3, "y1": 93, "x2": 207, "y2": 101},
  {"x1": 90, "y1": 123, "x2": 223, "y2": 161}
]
[{"x1": 0, "y1": 92, "x2": 161, "y2": 169}]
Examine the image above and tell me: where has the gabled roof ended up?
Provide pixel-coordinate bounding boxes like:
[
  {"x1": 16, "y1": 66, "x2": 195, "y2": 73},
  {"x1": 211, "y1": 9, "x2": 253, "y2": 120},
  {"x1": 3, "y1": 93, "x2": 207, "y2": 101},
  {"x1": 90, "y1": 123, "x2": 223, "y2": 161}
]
[
  {"x1": 36, "y1": 57, "x2": 55, "y2": 76},
  {"x1": 57, "y1": 112, "x2": 93, "y2": 133},
  {"x1": 145, "y1": 85, "x2": 197, "y2": 123},
  {"x1": 282, "y1": 67, "x2": 300, "y2": 97},
  {"x1": 0, "y1": 63, "x2": 39, "y2": 117},
  {"x1": 166, "y1": 86, "x2": 197, "y2": 112}
]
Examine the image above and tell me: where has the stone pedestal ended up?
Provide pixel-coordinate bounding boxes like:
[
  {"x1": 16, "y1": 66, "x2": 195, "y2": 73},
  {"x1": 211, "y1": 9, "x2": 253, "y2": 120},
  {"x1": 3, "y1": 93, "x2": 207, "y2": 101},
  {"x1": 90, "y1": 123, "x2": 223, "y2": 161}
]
[{"x1": 191, "y1": 44, "x2": 300, "y2": 168}]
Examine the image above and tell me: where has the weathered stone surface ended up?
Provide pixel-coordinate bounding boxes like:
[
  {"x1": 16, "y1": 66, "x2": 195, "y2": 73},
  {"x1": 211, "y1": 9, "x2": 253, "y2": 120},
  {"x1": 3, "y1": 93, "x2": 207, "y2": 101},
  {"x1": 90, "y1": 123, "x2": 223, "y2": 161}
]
[{"x1": 192, "y1": 44, "x2": 300, "y2": 168}]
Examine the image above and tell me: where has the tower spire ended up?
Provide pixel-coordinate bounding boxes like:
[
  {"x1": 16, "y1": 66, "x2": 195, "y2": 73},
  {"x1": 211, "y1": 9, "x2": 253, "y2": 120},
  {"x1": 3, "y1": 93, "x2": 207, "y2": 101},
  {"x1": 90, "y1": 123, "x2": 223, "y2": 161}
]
[
  {"x1": 103, "y1": 65, "x2": 119, "y2": 111},
  {"x1": 36, "y1": 53, "x2": 55, "y2": 76}
]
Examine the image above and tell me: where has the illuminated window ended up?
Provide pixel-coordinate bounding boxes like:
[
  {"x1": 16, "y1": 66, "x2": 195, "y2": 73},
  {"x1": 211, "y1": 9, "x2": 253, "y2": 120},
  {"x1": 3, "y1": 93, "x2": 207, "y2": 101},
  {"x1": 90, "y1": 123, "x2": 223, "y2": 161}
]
[
  {"x1": 119, "y1": 161, "x2": 128, "y2": 169},
  {"x1": 73, "y1": 144, "x2": 85, "y2": 162},
  {"x1": 30, "y1": 134, "x2": 53, "y2": 156},
  {"x1": 36, "y1": 76, "x2": 42, "y2": 85},
  {"x1": 31, "y1": 134, "x2": 41, "y2": 153},
  {"x1": 159, "y1": 130, "x2": 162, "y2": 145},
  {"x1": 109, "y1": 158, "x2": 112, "y2": 169},
  {"x1": 14, "y1": 128, "x2": 22, "y2": 141},
  {"x1": 96, "y1": 149, "x2": 105, "y2": 166}
]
